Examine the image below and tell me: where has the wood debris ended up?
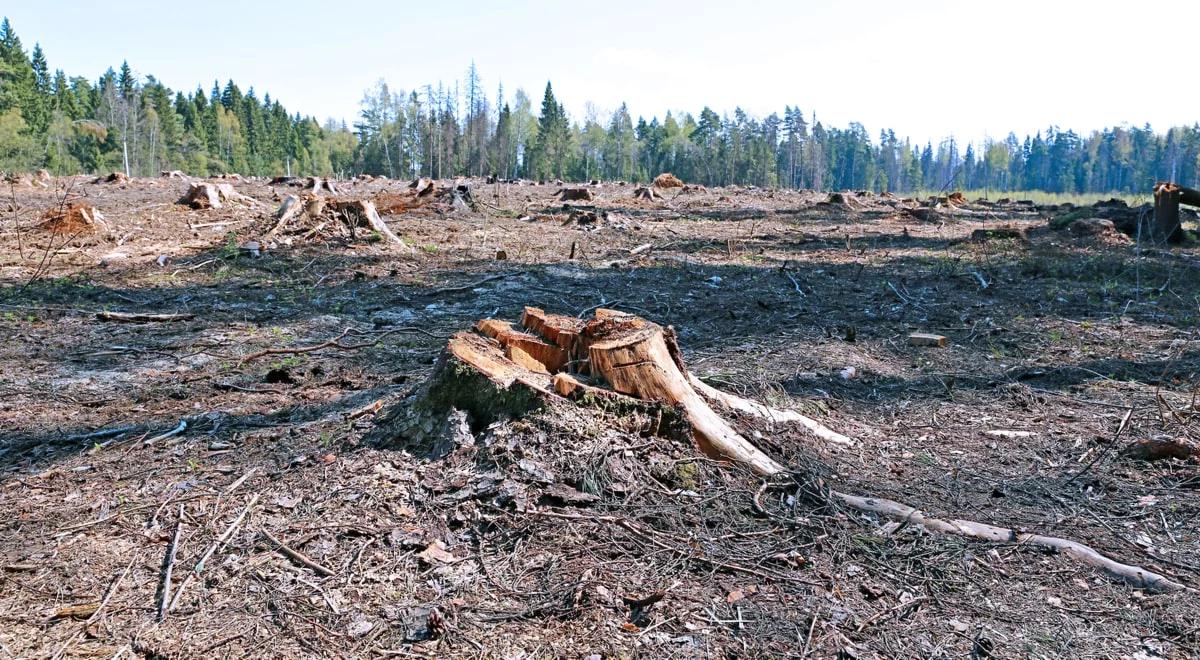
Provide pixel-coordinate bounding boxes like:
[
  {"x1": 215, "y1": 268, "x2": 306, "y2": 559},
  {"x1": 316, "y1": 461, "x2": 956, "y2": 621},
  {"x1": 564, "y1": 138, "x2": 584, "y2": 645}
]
[{"x1": 908, "y1": 332, "x2": 947, "y2": 347}]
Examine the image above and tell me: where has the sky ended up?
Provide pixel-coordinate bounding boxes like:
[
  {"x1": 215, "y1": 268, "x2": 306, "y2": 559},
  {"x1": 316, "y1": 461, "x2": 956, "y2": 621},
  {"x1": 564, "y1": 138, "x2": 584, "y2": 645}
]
[{"x1": 6, "y1": 1, "x2": 1199, "y2": 146}]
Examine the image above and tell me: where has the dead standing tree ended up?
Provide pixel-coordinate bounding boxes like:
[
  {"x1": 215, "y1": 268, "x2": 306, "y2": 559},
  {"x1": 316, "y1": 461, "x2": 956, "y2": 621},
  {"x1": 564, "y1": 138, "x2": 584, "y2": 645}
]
[{"x1": 386, "y1": 307, "x2": 1186, "y2": 594}]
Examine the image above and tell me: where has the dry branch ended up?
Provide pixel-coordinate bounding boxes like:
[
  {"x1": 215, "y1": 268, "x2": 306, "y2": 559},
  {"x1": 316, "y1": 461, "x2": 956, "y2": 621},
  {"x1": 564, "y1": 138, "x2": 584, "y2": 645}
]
[
  {"x1": 169, "y1": 494, "x2": 260, "y2": 612},
  {"x1": 238, "y1": 327, "x2": 439, "y2": 364},
  {"x1": 157, "y1": 504, "x2": 184, "y2": 621},
  {"x1": 829, "y1": 491, "x2": 1183, "y2": 592},
  {"x1": 261, "y1": 529, "x2": 336, "y2": 576},
  {"x1": 95, "y1": 311, "x2": 194, "y2": 323}
]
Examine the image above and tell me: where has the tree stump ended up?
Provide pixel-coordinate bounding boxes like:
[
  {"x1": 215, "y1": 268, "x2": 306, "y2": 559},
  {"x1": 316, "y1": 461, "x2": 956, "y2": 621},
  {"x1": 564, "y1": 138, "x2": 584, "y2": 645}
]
[
  {"x1": 652, "y1": 173, "x2": 684, "y2": 188},
  {"x1": 178, "y1": 182, "x2": 257, "y2": 210},
  {"x1": 632, "y1": 187, "x2": 659, "y2": 201},
  {"x1": 1152, "y1": 181, "x2": 1200, "y2": 243},
  {"x1": 95, "y1": 172, "x2": 128, "y2": 184},
  {"x1": 267, "y1": 195, "x2": 409, "y2": 248},
  {"x1": 556, "y1": 187, "x2": 594, "y2": 202},
  {"x1": 381, "y1": 307, "x2": 1186, "y2": 594},
  {"x1": 39, "y1": 203, "x2": 106, "y2": 233}
]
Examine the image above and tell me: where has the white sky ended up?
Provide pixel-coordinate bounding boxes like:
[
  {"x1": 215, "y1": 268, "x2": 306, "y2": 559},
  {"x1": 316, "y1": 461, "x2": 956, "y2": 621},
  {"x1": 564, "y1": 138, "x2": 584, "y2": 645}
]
[{"x1": 7, "y1": 0, "x2": 1198, "y2": 145}]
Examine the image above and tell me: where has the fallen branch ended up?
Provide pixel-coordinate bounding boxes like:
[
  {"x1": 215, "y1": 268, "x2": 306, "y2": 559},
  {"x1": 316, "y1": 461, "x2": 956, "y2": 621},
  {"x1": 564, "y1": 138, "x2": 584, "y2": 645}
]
[
  {"x1": 237, "y1": 327, "x2": 441, "y2": 364},
  {"x1": 87, "y1": 555, "x2": 137, "y2": 624},
  {"x1": 225, "y1": 467, "x2": 257, "y2": 494},
  {"x1": 169, "y1": 494, "x2": 259, "y2": 612},
  {"x1": 427, "y1": 272, "x2": 515, "y2": 296},
  {"x1": 157, "y1": 504, "x2": 184, "y2": 621},
  {"x1": 261, "y1": 529, "x2": 336, "y2": 576},
  {"x1": 829, "y1": 490, "x2": 1184, "y2": 593},
  {"x1": 95, "y1": 311, "x2": 194, "y2": 323},
  {"x1": 855, "y1": 595, "x2": 929, "y2": 632},
  {"x1": 144, "y1": 420, "x2": 187, "y2": 445}
]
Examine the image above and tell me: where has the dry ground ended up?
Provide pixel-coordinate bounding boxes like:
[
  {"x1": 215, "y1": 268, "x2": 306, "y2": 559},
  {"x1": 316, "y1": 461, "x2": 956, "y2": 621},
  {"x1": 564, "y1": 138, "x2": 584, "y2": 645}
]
[{"x1": 1, "y1": 175, "x2": 1198, "y2": 658}]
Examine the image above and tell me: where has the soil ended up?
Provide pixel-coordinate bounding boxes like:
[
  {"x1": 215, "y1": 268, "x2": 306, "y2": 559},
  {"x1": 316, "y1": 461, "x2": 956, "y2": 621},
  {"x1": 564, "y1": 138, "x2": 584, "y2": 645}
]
[{"x1": 1, "y1": 175, "x2": 1198, "y2": 658}]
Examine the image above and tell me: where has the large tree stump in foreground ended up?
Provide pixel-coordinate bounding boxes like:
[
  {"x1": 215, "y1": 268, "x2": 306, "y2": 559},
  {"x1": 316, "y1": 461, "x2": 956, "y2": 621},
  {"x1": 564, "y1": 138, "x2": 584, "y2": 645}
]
[{"x1": 401, "y1": 307, "x2": 1185, "y2": 594}]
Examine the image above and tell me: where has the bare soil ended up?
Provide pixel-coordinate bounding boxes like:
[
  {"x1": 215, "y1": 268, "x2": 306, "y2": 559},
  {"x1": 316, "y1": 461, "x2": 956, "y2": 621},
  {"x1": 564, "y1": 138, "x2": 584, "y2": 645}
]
[{"x1": 1, "y1": 176, "x2": 1198, "y2": 658}]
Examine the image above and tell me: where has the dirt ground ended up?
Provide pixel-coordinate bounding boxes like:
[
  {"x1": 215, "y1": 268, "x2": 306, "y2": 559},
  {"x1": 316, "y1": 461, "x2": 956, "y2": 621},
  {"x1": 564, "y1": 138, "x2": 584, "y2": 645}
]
[{"x1": 1, "y1": 175, "x2": 1198, "y2": 658}]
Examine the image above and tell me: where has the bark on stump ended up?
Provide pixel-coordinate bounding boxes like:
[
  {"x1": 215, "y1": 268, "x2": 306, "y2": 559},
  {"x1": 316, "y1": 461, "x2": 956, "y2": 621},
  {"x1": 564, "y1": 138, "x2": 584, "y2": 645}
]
[{"x1": 1153, "y1": 181, "x2": 1200, "y2": 244}]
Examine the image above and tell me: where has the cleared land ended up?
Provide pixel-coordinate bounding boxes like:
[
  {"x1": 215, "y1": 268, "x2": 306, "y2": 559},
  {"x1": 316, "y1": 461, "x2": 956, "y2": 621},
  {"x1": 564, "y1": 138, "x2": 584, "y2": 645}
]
[{"x1": 1, "y1": 175, "x2": 1198, "y2": 657}]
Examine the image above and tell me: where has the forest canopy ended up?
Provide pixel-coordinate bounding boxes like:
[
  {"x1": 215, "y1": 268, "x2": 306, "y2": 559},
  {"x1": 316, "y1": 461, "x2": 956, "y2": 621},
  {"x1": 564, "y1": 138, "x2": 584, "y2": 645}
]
[{"x1": 1, "y1": 17, "x2": 1197, "y2": 194}]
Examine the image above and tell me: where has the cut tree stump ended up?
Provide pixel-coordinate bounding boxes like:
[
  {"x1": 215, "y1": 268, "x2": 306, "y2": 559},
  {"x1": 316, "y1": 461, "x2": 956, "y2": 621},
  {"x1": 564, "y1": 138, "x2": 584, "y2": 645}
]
[
  {"x1": 556, "y1": 187, "x2": 594, "y2": 202},
  {"x1": 39, "y1": 203, "x2": 107, "y2": 234},
  {"x1": 95, "y1": 172, "x2": 128, "y2": 184},
  {"x1": 410, "y1": 177, "x2": 436, "y2": 197},
  {"x1": 652, "y1": 173, "x2": 684, "y2": 188},
  {"x1": 387, "y1": 307, "x2": 1186, "y2": 594},
  {"x1": 267, "y1": 194, "x2": 409, "y2": 248},
  {"x1": 178, "y1": 182, "x2": 257, "y2": 210},
  {"x1": 302, "y1": 176, "x2": 339, "y2": 195},
  {"x1": 1152, "y1": 181, "x2": 1200, "y2": 244},
  {"x1": 633, "y1": 187, "x2": 660, "y2": 201},
  {"x1": 329, "y1": 200, "x2": 405, "y2": 245}
]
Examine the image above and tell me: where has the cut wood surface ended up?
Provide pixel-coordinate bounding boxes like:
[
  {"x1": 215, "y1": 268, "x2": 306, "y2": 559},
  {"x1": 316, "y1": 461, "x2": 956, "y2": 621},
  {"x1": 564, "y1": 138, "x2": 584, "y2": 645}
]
[{"x1": 908, "y1": 332, "x2": 947, "y2": 347}]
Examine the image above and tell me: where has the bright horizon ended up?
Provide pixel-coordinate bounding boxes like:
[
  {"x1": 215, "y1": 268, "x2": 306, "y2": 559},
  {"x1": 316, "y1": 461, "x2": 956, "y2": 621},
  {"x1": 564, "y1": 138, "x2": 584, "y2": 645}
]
[{"x1": 6, "y1": 0, "x2": 1198, "y2": 146}]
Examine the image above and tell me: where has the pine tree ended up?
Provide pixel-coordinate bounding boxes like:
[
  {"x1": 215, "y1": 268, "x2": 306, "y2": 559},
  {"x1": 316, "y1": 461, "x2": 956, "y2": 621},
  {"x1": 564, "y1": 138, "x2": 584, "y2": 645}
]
[{"x1": 533, "y1": 82, "x2": 569, "y2": 180}]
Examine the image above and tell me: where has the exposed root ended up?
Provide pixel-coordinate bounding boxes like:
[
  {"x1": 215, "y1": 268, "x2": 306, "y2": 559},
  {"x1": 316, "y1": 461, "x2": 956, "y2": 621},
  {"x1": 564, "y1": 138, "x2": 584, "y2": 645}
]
[{"x1": 828, "y1": 490, "x2": 1186, "y2": 593}]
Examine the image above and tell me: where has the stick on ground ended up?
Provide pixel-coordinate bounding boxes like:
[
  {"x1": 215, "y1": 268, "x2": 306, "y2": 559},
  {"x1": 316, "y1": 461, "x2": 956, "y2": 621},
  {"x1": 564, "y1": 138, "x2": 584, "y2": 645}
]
[
  {"x1": 261, "y1": 529, "x2": 336, "y2": 576},
  {"x1": 157, "y1": 504, "x2": 185, "y2": 621}
]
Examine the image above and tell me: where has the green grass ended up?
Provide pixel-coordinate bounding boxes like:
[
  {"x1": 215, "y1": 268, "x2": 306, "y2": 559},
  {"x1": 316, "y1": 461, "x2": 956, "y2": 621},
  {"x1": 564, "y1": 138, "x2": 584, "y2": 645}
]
[{"x1": 913, "y1": 189, "x2": 1151, "y2": 207}]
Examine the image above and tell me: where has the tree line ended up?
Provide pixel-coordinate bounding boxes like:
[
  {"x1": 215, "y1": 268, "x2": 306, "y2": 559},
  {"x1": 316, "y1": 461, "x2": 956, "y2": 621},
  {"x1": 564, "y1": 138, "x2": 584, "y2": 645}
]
[{"x1": 2, "y1": 18, "x2": 1197, "y2": 194}]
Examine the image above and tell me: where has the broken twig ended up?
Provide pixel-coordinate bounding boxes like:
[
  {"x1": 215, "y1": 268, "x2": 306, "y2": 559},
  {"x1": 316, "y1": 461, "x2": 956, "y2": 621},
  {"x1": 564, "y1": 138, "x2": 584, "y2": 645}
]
[{"x1": 261, "y1": 529, "x2": 336, "y2": 576}]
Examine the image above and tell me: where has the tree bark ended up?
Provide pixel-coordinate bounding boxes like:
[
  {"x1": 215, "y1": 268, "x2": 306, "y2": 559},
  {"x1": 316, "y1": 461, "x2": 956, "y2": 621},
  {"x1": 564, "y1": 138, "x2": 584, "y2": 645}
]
[{"x1": 1152, "y1": 181, "x2": 1200, "y2": 243}]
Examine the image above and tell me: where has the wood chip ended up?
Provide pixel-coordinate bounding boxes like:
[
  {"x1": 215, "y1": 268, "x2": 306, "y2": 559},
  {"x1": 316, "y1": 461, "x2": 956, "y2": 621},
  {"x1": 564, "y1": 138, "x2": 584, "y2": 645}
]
[{"x1": 908, "y1": 332, "x2": 947, "y2": 347}]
